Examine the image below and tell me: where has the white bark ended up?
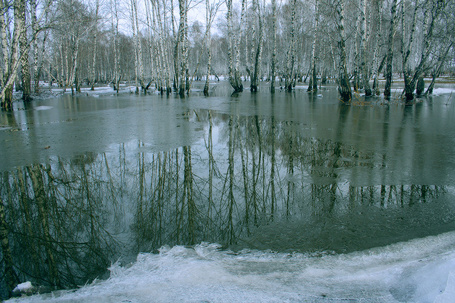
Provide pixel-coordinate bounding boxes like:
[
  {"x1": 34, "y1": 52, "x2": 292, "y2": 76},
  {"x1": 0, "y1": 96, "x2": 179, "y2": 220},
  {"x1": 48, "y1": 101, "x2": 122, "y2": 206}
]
[{"x1": 90, "y1": 0, "x2": 99, "y2": 91}]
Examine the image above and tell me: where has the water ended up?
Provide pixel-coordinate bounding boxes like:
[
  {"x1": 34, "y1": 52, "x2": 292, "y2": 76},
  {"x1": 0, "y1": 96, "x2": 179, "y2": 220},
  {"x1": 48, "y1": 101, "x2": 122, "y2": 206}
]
[{"x1": 1, "y1": 82, "x2": 455, "y2": 301}]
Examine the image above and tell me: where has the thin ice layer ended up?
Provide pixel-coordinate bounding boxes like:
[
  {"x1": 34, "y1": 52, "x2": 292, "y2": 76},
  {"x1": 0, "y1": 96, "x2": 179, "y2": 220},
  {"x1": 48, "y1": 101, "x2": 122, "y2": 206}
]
[{"x1": 7, "y1": 231, "x2": 455, "y2": 303}]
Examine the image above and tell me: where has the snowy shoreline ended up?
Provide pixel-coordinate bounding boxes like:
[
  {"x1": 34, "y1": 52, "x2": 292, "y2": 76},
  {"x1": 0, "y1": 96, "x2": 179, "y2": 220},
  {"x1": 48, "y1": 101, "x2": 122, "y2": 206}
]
[{"x1": 7, "y1": 231, "x2": 455, "y2": 303}]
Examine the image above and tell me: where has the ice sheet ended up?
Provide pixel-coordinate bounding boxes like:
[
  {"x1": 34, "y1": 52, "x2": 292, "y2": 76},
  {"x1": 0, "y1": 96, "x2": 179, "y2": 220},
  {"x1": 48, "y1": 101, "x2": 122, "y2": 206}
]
[{"x1": 7, "y1": 231, "x2": 455, "y2": 303}]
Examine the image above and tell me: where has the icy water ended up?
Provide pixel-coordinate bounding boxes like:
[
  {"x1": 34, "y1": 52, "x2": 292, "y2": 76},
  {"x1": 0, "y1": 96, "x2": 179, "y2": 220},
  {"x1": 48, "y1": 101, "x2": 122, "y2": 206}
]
[{"x1": 2, "y1": 82, "x2": 455, "y2": 302}]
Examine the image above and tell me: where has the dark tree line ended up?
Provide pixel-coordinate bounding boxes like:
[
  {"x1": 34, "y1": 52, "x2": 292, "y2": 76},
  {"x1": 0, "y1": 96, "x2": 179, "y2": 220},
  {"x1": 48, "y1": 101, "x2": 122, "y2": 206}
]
[{"x1": 1, "y1": 0, "x2": 454, "y2": 109}]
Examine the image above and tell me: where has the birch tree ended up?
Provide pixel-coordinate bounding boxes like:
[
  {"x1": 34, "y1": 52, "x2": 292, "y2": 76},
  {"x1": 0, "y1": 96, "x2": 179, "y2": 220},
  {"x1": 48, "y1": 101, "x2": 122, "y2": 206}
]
[
  {"x1": 177, "y1": 0, "x2": 190, "y2": 96},
  {"x1": 284, "y1": 0, "x2": 297, "y2": 92},
  {"x1": 226, "y1": 0, "x2": 245, "y2": 92},
  {"x1": 360, "y1": 0, "x2": 371, "y2": 96},
  {"x1": 335, "y1": 0, "x2": 351, "y2": 101},
  {"x1": 90, "y1": 0, "x2": 100, "y2": 90},
  {"x1": 111, "y1": 0, "x2": 121, "y2": 92},
  {"x1": 308, "y1": 0, "x2": 319, "y2": 93},
  {"x1": 18, "y1": 0, "x2": 31, "y2": 101},
  {"x1": 1, "y1": 0, "x2": 23, "y2": 109},
  {"x1": 371, "y1": 0, "x2": 384, "y2": 95},
  {"x1": 249, "y1": 0, "x2": 264, "y2": 92},
  {"x1": 130, "y1": 0, "x2": 144, "y2": 94},
  {"x1": 402, "y1": 0, "x2": 447, "y2": 101},
  {"x1": 270, "y1": 0, "x2": 277, "y2": 92},
  {"x1": 383, "y1": 0, "x2": 397, "y2": 99},
  {"x1": 203, "y1": 0, "x2": 222, "y2": 96}
]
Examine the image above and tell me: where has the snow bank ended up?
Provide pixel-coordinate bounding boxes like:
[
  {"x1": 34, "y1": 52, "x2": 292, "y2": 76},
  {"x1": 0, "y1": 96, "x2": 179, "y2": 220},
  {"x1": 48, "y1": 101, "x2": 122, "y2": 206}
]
[
  {"x1": 51, "y1": 85, "x2": 140, "y2": 96},
  {"x1": 7, "y1": 231, "x2": 455, "y2": 303}
]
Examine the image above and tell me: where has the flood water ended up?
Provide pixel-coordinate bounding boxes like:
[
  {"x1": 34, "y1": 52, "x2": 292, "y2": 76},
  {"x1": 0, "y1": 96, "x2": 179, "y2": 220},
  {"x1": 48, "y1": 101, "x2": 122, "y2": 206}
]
[{"x1": 1, "y1": 82, "x2": 455, "y2": 301}]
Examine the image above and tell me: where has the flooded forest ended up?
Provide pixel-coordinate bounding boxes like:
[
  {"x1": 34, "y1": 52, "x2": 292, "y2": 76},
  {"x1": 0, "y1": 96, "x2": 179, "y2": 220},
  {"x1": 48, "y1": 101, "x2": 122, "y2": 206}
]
[
  {"x1": 1, "y1": 0, "x2": 454, "y2": 109},
  {"x1": 1, "y1": 0, "x2": 455, "y2": 301}
]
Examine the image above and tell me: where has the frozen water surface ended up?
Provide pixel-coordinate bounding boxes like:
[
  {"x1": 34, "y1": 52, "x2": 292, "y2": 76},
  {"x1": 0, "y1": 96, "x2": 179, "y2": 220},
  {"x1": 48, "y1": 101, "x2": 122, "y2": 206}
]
[
  {"x1": 2, "y1": 82, "x2": 455, "y2": 301},
  {"x1": 6, "y1": 233, "x2": 455, "y2": 302}
]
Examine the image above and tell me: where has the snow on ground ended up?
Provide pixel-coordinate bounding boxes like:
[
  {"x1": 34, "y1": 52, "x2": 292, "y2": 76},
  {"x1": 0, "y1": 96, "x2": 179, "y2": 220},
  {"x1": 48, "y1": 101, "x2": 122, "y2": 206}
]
[
  {"x1": 7, "y1": 231, "x2": 455, "y2": 303},
  {"x1": 51, "y1": 85, "x2": 138, "y2": 95},
  {"x1": 431, "y1": 87, "x2": 455, "y2": 95}
]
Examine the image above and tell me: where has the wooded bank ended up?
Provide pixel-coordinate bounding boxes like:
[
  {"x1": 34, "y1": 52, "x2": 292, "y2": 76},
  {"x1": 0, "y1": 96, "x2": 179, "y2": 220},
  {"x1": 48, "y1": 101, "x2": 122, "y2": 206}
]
[{"x1": 1, "y1": 0, "x2": 454, "y2": 109}]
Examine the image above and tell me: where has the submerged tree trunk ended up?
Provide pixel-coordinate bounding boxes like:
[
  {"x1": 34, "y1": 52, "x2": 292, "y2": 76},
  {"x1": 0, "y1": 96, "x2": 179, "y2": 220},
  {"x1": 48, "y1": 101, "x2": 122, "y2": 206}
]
[
  {"x1": 371, "y1": 0, "x2": 384, "y2": 95},
  {"x1": 111, "y1": 0, "x2": 120, "y2": 93},
  {"x1": 360, "y1": 0, "x2": 371, "y2": 96},
  {"x1": 131, "y1": 0, "x2": 144, "y2": 94},
  {"x1": 226, "y1": 0, "x2": 244, "y2": 92},
  {"x1": 203, "y1": 0, "x2": 212, "y2": 96},
  {"x1": 336, "y1": 0, "x2": 351, "y2": 101},
  {"x1": 402, "y1": 0, "x2": 445, "y2": 101},
  {"x1": 90, "y1": 0, "x2": 99, "y2": 91},
  {"x1": 19, "y1": 0, "x2": 31, "y2": 101},
  {"x1": 400, "y1": 0, "x2": 418, "y2": 101},
  {"x1": 270, "y1": 0, "x2": 277, "y2": 93},
  {"x1": 285, "y1": 0, "x2": 297, "y2": 92},
  {"x1": 308, "y1": 0, "x2": 319, "y2": 93},
  {"x1": 384, "y1": 0, "x2": 397, "y2": 99},
  {"x1": 250, "y1": 0, "x2": 264, "y2": 92},
  {"x1": 1, "y1": 0, "x2": 25, "y2": 110},
  {"x1": 203, "y1": 0, "x2": 221, "y2": 96},
  {"x1": 177, "y1": 0, "x2": 189, "y2": 97}
]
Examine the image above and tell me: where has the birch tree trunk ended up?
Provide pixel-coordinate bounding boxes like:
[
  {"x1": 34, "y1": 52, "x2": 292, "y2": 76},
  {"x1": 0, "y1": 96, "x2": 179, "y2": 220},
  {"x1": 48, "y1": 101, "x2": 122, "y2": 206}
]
[
  {"x1": 90, "y1": 0, "x2": 99, "y2": 91},
  {"x1": 131, "y1": 0, "x2": 140, "y2": 93},
  {"x1": 177, "y1": 0, "x2": 189, "y2": 97},
  {"x1": 285, "y1": 0, "x2": 297, "y2": 92},
  {"x1": 69, "y1": 36, "x2": 79, "y2": 94},
  {"x1": 31, "y1": 0, "x2": 39, "y2": 94},
  {"x1": 383, "y1": 0, "x2": 397, "y2": 99},
  {"x1": 203, "y1": 0, "x2": 212, "y2": 96},
  {"x1": 203, "y1": 0, "x2": 222, "y2": 96},
  {"x1": 18, "y1": 0, "x2": 31, "y2": 101},
  {"x1": 371, "y1": 0, "x2": 383, "y2": 95},
  {"x1": 111, "y1": 0, "x2": 120, "y2": 93},
  {"x1": 226, "y1": 0, "x2": 244, "y2": 92},
  {"x1": 250, "y1": 0, "x2": 263, "y2": 92},
  {"x1": 1, "y1": 0, "x2": 23, "y2": 110},
  {"x1": 400, "y1": 0, "x2": 418, "y2": 101},
  {"x1": 360, "y1": 0, "x2": 371, "y2": 96},
  {"x1": 336, "y1": 0, "x2": 352, "y2": 101},
  {"x1": 270, "y1": 0, "x2": 277, "y2": 93},
  {"x1": 402, "y1": 0, "x2": 445, "y2": 101},
  {"x1": 308, "y1": 0, "x2": 319, "y2": 93}
]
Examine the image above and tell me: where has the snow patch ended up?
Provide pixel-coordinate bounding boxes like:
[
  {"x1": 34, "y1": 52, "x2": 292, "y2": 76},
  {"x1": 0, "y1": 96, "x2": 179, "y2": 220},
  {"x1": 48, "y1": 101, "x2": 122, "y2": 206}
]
[
  {"x1": 6, "y1": 232, "x2": 455, "y2": 303},
  {"x1": 431, "y1": 88, "x2": 455, "y2": 95},
  {"x1": 13, "y1": 282, "x2": 34, "y2": 293},
  {"x1": 34, "y1": 106, "x2": 53, "y2": 111}
]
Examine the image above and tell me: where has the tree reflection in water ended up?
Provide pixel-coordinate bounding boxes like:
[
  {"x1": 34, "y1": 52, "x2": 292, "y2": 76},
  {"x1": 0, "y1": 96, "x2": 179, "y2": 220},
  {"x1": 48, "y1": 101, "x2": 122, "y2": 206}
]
[{"x1": 0, "y1": 109, "x2": 452, "y2": 299}]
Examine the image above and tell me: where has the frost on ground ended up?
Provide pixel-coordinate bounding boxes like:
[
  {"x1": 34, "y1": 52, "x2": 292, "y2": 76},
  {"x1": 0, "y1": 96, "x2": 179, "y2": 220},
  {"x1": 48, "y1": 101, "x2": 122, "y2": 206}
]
[{"x1": 7, "y1": 231, "x2": 455, "y2": 303}]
